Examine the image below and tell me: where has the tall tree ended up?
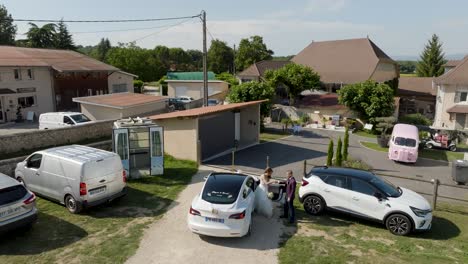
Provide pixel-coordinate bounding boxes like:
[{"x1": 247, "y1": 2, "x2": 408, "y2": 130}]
[
  {"x1": 187, "y1": 49, "x2": 203, "y2": 70},
  {"x1": 227, "y1": 81, "x2": 275, "y2": 117},
  {"x1": 235, "y1": 35, "x2": 273, "y2": 71},
  {"x1": 26, "y1": 23, "x2": 57, "y2": 48},
  {"x1": 208, "y1": 39, "x2": 234, "y2": 73},
  {"x1": 92, "y1": 38, "x2": 112, "y2": 61},
  {"x1": 0, "y1": 5, "x2": 16, "y2": 45},
  {"x1": 416, "y1": 34, "x2": 446, "y2": 77},
  {"x1": 55, "y1": 20, "x2": 75, "y2": 50},
  {"x1": 168, "y1": 47, "x2": 191, "y2": 70}
]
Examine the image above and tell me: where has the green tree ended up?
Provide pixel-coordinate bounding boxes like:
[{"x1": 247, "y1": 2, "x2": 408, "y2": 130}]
[
  {"x1": 92, "y1": 38, "x2": 112, "y2": 61},
  {"x1": 187, "y1": 49, "x2": 203, "y2": 70},
  {"x1": 55, "y1": 20, "x2": 75, "y2": 50},
  {"x1": 265, "y1": 63, "x2": 321, "y2": 104},
  {"x1": 343, "y1": 126, "x2": 349, "y2": 161},
  {"x1": 338, "y1": 80, "x2": 395, "y2": 122},
  {"x1": 0, "y1": 5, "x2": 16, "y2": 45},
  {"x1": 227, "y1": 81, "x2": 275, "y2": 117},
  {"x1": 26, "y1": 23, "x2": 57, "y2": 48},
  {"x1": 416, "y1": 34, "x2": 446, "y2": 77},
  {"x1": 336, "y1": 137, "x2": 343, "y2": 166},
  {"x1": 327, "y1": 140, "x2": 334, "y2": 166},
  {"x1": 215, "y1": 72, "x2": 239, "y2": 86},
  {"x1": 208, "y1": 39, "x2": 234, "y2": 73},
  {"x1": 235, "y1": 35, "x2": 273, "y2": 71},
  {"x1": 398, "y1": 60, "x2": 417, "y2": 74},
  {"x1": 168, "y1": 47, "x2": 191, "y2": 70},
  {"x1": 133, "y1": 80, "x2": 144, "y2": 93}
]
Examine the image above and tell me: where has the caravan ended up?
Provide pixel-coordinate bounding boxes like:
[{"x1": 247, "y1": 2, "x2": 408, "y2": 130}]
[{"x1": 388, "y1": 124, "x2": 419, "y2": 163}]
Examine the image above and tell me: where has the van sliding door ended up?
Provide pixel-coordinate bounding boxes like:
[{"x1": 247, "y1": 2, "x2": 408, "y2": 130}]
[
  {"x1": 113, "y1": 128, "x2": 130, "y2": 174},
  {"x1": 149, "y1": 127, "x2": 164, "y2": 175}
]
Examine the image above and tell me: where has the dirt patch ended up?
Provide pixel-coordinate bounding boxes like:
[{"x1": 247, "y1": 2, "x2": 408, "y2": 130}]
[
  {"x1": 351, "y1": 249, "x2": 363, "y2": 257},
  {"x1": 298, "y1": 226, "x2": 337, "y2": 241},
  {"x1": 361, "y1": 236, "x2": 395, "y2": 246},
  {"x1": 416, "y1": 244, "x2": 425, "y2": 250}
]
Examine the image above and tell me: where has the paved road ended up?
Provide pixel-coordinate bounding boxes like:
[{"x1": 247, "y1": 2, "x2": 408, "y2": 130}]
[
  {"x1": 127, "y1": 166, "x2": 287, "y2": 264},
  {"x1": 206, "y1": 128, "x2": 468, "y2": 204},
  {"x1": 0, "y1": 122, "x2": 38, "y2": 136}
]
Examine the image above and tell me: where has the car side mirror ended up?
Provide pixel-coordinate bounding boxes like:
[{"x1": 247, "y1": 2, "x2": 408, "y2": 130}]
[
  {"x1": 242, "y1": 189, "x2": 248, "y2": 199},
  {"x1": 374, "y1": 192, "x2": 384, "y2": 201}
]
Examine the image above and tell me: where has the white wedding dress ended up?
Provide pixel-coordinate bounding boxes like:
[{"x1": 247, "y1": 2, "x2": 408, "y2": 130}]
[{"x1": 255, "y1": 176, "x2": 274, "y2": 218}]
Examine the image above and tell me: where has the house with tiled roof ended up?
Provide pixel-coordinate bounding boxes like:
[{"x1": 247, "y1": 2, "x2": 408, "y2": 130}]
[
  {"x1": 165, "y1": 71, "x2": 228, "y2": 101},
  {"x1": 433, "y1": 55, "x2": 468, "y2": 130},
  {"x1": 0, "y1": 46, "x2": 136, "y2": 123},
  {"x1": 236, "y1": 60, "x2": 290, "y2": 83},
  {"x1": 397, "y1": 77, "x2": 436, "y2": 119}
]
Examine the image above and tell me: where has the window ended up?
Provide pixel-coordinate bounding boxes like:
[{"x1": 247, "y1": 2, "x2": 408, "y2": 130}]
[
  {"x1": 70, "y1": 114, "x2": 91, "y2": 124},
  {"x1": 87, "y1": 89, "x2": 93, "y2": 96},
  {"x1": 112, "y1": 83, "x2": 128, "y2": 93},
  {"x1": 0, "y1": 185, "x2": 27, "y2": 206},
  {"x1": 350, "y1": 178, "x2": 375, "y2": 196},
  {"x1": 325, "y1": 175, "x2": 348, "y2": 189},
  {"x1": 27, "y1": 154, "x2": 42, "y2": 169},
  {"x1": 202, "y1": 175, "x2": 245, "y2": 204},
  {"x1": 116, "y1": 133, "x2": 129, "y2": 160},
  {"x1": 27, "y1": 69, "x2": 34, "y2": 80},
  {"x1": 63, "y1": 116, "x2": 75, "y2": 125},
  {"x1": 394, "y1": 137, "x2": 417, "y2": 147},
  {"x1": 14, "y1": 69, "x2": 21, "y2": 80},
  {"x1": 455, "y1": 91, "x2": 468, "y2": 103},
  {"x1": 151, "y1": 130, "x2": 162, "y2": 157},
  {"x1": 17, "y1": 96, "x2": 36, "y2": 108},
  {"x1": 369, "y1": 176, "x2": 401, "y2": 197}
]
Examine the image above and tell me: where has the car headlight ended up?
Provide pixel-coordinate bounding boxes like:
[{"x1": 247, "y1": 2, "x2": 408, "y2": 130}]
[{"x1": 410, "y1": 206, "x2": 431, "y2": 217}]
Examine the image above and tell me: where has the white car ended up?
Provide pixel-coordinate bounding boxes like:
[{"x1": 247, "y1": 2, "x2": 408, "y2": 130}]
[
  {"x1": 188, "y1": 172, "x2": 257, "y2": 237},
  {"x1": 299, "y1": 166, "x2": 432, "y2": 236},
  {"x1": 39, "y1": 112, "x2": 92, "y2": 130},
  {"x1": 177, "y1": 96, "x2": 194, "y2": 103}
]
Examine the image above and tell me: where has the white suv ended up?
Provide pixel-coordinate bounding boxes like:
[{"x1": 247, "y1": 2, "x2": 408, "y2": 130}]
[{"x1": 298, "y1": 166, "x2": 432, "y2": 236}]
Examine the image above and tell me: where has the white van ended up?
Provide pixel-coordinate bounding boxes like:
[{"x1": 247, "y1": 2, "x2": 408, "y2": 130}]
[
  {"x1": 15, "y1": 145, "x2": 127, "y2": 213},
  {"x1": 39, "y1": 112, "x2": 92, "y2": 130}
]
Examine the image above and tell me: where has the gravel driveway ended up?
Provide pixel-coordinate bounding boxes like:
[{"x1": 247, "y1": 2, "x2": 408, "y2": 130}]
[{"x1": 126, "y1": 166, "x2": 288, "y2": 264}]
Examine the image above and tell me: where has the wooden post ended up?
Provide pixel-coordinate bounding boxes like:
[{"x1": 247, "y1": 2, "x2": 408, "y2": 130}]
[
  {"x1": 266, "y1": 156, "x2": 269, "y2": 168},
  {"x1": 231, "y1": 150, "x2": 235, "y2": 172},
  {"x1": 303, "y1": 160, "x2": 307, "y2": 177},
  {"x1": 432, "y1": 179, "x2": 439, "y2": 210}
]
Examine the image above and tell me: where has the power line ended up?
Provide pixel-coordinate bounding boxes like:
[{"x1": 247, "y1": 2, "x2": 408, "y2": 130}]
[
  {"x1": 9, "y1": 14, "x2": 201, "y2": 23},
  {"x1": 131, "y1": 18, "x2": 196, "y2": 43}
]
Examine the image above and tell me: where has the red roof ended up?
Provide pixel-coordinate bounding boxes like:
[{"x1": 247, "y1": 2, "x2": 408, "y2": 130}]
[
  {"x1": 398, "y1": 77, "x2": 436, "y2": 96},
  {"x1": 73, "y1": 93, "x2": 167, "y2": 109},
  {"x1": 148, "y1": 100, "x2": 266, "y2": 120},
  {"x1": 446, "y1": 105, "x2": 468, "y2": 114},
  {"x1": 297, "y1": 93, "x2": 346, "y2": 109}
]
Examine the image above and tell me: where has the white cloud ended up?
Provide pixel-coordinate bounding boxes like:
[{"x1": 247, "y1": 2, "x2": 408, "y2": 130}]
[{"x1": 306, "y1": 0, "x2": 349, "y2": 12}]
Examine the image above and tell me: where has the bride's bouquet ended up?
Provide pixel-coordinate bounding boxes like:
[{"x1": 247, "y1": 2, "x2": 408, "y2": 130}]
[{"x1": 268, "y1": 192, "x2": 274, "y2": 199}]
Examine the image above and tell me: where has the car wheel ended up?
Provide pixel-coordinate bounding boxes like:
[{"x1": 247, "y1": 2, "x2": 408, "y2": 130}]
[
  {"x1": 65, "y1": 194, "x2": 82, "y2": 214},
  {"x1": 386, "y1": 214, "x2": 412, "y2": 236},
  {"x1": 425, "y1": 143, "x2": 433, "y2": 149},
  {"x1": 449, "y1": 145, "x2": 457, "y2": 152},
  {"x1": 303, "y1": 195, "x2": 325, "y2": 215}
]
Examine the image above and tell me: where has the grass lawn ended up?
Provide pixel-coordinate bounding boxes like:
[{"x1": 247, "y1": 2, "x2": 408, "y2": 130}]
[
  {"x1": 400, "y1": 73, "x2": 417, "y2": 77},
  {"x1": 354, "y1": 130, "x2": 377, "y2": 139},
  {"x1": 360, "y1": 141, "x2": 464, "y2": 162},
  {"x1": 260, "y1": 131, "x2": 290, "y2": 143},
  {"x1": 0, "y1": 156, "x2": 198, "y2": 264},
  {"x1": 279, "y1": 201, "x2": 468, "y2": 264}
]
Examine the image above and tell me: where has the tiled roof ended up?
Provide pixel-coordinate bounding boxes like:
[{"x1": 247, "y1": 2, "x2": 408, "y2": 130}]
[
  {"x1": 237, "y1": 60, "x2": 290, "y2": 77},
  {"x1": 291, "y1": 38, "x2": 397, "y2": 84},
  {"x1": 166, "y1": 71, "x2": 216, "y2": 80},
  {"x1": 148, "y1": 100, "x2": 266, "y2": 120},
  {"x1": 446, "y1": 104, "x2": 468, "y2": 114},
  {"x1": 73, "y1": 93, "x2": 167, "y2": 109},
  {"x1": 0, "y1": 46, "x2": 121, "y2": 72},
  {"x1": 296, "y1": 93, "x2": 346, "y2": 109},
  {"x1": 436, "y1": 55, "x2": 468, "y2": 85},
  {"x1": 398, "y1": 77, "x2": 436, "y2": 96}
]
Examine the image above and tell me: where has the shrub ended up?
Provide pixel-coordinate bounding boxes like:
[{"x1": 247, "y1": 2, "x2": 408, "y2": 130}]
[
  {"x1": 343, "y1": 127, "x2": 349, "y2": 161},
  {"x1": 343, "y1": 158, "x2": 372, "y2": 171},
  {"x1": 399, "y1": 113, "x2": 431, "y2": 126},
  {"x1": 133, "y1": 79, "x2": 144, "y2": 93},
  {"x1": 299, "y1": 114, "x2": 310, "y2": 125},
  {"x1": 327, "y1": 140, "x2": 334, "y2": 166},
  {"x1": 336, "y1": 137, "x2": 343, "y2": 166}
]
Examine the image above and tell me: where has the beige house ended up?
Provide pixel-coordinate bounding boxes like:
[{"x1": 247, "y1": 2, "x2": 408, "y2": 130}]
[
  {"x1": 148, "y1": 101, "x2": 263, "y2": 162},
  {"x1": 73, "y1": 93, "x2": 167, "y2": 121},
  {"x1": 397, "y1": 77, "x2": 436, "y2": 119},
  {"x1": 433, "y1": 56, "x2": 468, "y2": 130},
  {"x1": 166, "y1": 80, "x2": 228, "y2": 100},
  {"x1": 0, "y1": 46, "x2": 136, "y2": 123},
  {"x1": 236, "y1": 60, "x2": 290, "y2": 83}
]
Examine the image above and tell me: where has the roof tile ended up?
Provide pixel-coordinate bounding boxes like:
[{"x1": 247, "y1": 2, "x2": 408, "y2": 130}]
[{"x1": 73, "y1": 93, "x2": 167, "y2": 109}]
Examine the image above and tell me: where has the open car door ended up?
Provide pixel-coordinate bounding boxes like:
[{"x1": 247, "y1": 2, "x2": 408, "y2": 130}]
[
  {"x1": 113, "y1": 128, "x2": 130, "y2": 174},
  {"x1": 149, "y1": 126, "x2": 164, "y2": 175}
]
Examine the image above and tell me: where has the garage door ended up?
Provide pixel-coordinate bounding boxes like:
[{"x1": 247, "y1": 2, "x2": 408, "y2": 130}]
[
  {"x1": 199, "y1": 111, "x2": 235, "y2": 160},
  {"x1": 175, "y1": 87, "x2": 187, "y2": 97}
]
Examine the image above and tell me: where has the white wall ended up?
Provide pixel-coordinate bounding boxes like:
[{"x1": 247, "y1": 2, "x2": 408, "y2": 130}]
[
  {"x1": 167, "y1": 81, "x2": 228, "y2": 99},
  {"x1": 108, "y1": 72, "x2": 135, "y2": 93},
  {"x1": 0, "y1": 66, "x2": 54, "y2": 121}
]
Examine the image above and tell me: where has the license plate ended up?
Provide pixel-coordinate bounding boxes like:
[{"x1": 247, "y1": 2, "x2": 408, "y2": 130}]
[
  {"x1": 0, "y1": 206, "x2": 22, "y2": 218},
  {"x1": 89, "y1": 187, "x2": 106, "y2": 195},
  {"x1": 205, "y1": 217, "x2": 224, "y2": 223}
]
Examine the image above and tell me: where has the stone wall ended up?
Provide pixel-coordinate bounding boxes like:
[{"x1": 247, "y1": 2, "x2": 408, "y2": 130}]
[
  {"x1": 0, "y1": 140, "x2": 112, "y2": 177},
  {"x1": 0, "y1": 120, "x2": 114, "y2": 155}
]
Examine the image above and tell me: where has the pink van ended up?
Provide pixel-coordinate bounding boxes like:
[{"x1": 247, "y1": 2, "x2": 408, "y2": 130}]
[{"x1": 388, "y1": 124, "x2": 419, "y2": 163}]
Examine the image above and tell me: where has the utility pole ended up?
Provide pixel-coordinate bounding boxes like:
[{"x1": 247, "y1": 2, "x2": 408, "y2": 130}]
[
  {"x1": 201, "y1": 10, "x2": 208, "y2": 107},
  {"x1": 233, "y1": 44, "x2": 236, "y2": 75}
]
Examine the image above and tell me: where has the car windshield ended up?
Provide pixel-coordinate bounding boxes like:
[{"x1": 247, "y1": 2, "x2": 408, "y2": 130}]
[
  {"x1": 70, "y1": 114, "x2": 91, "y2": 123},
  {"x1": 394, "y1": 137, "x2": 417, "y2": 147},
  {"x1": 202, "y1": 174, "x2": 246, "y2": 204},
  {"x1": 0, "y1": 184, "x2": 27, "y2": 206},
  {"x1": 370, "y1": 175, "x2": 401, "y2": 197}
]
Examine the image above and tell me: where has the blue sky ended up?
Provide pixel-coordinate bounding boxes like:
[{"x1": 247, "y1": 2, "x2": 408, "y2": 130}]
[{"x1": 3, "y1": 0, "x2": 468, "y2": 58}]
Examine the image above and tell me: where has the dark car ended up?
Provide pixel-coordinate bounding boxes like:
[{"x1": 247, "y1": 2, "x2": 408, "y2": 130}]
[{"x1": 168, "y1": 98, "x2": 186, "y2": 110}]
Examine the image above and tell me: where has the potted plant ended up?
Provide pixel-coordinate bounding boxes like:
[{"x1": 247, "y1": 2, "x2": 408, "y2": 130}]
[
  {"x1": 322, "y1": 117, "x2": 327, "y2": 128},
  {"x1": 375, "y1": 117, "x2": 396, "y2": 147}
]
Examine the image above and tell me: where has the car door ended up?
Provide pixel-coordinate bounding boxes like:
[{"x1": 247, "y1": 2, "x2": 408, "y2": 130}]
[
  {"x1": 22, "y1": 154, "x2": 43, "y2": 194},
  {"x1": 347, "y1": 178, "x2": 389, "y2": 221},
  {"x1": 320, "y1": 174, "x2": 353, "y2": 212},
  {"x1": 63, "y1": 116, "x2": 75, "y2": 126}
]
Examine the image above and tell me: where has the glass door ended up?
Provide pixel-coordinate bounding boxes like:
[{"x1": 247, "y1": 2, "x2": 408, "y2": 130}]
[
  {"x1": 113, "y1": 128, "x2": 130, "y2": 175},
  {"x1": 149, "y1": 126, "x2": 164, "y2": 175}
]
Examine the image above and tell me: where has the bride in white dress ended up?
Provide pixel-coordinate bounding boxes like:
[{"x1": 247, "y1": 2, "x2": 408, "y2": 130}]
[{"x1": 255, "y1": 167, "x2": 278, "y2": 218}]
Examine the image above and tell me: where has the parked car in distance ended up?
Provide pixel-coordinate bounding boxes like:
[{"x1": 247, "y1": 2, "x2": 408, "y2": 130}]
[
  {"x1": 15, "y1": 145, "x2": 127, "y2": 214},
  {"x1": 299, "y1": 166, "x2": 432, "y2": 236},
  {"x1": 388, "y1": 123, "x2": 419, "y2": 163},
  {"x1": 177, "y1": 96, "x2": 194, "y2": 103},
  {"x1": 0, "y1": 173, "x2": 37, "y2": 233},
  {"x1": 168, "y1": 98, "x2": 186, "y2": 110},
  {"x1": 188, "y1": 172, "x2": 257, "y2": 237},
  {"x1": 39, "y1": 112, "x2": 92, "y2": 130},
  {"x1": 207, "y1": 99, "x2": 220, "y2": 106}
]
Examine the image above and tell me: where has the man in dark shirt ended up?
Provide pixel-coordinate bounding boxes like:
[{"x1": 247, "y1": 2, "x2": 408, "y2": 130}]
[{"x1": 280, "y1": 170, "x2": 296, "y2": 224}]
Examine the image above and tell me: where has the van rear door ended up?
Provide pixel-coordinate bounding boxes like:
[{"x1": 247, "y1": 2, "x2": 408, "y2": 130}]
[{"x1": 82, "y1": 156, "x2": 124, "y2": 202}]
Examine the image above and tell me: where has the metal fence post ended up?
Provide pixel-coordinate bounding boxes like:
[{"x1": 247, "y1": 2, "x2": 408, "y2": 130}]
[
  {"x1": 197, "y1": 140, "x2": 201, "y2": 166},
  {"x1": 266, "y1": 156, "x2": 269, "y2": 168},
  {"x1": 432, "y1": 179, "x2": 439, "y2": 210},
  {"x1": 303, "y1": 160, "x2": 307, "y2": 177},
  {"x1": 231, "y1": 150, "x2": 235, "y2": 172}
]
